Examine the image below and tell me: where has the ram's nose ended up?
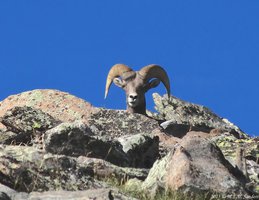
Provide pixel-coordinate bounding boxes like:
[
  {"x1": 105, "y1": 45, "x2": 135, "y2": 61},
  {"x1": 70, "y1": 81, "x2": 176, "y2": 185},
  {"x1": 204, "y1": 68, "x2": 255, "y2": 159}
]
[{"x1": 129, "y1": 94, "x2": 138, "y2": 101}]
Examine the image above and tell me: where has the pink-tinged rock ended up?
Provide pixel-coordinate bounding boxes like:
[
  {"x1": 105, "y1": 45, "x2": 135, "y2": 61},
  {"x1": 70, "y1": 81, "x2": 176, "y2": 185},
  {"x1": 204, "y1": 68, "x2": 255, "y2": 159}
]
[
  {"x1": 165, "y1": 133, "x2": 250, "y2": 194},
  {"x1": 143, "y1": 132, "x2": 252, "y2": 197},
  {"x1": 0, "y1": 89, "x2": 94, "y2": 129}
]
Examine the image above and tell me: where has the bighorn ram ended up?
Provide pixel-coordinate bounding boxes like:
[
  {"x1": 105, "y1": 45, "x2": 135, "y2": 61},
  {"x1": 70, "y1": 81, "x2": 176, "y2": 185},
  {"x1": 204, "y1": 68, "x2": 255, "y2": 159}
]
[{"x1": 105, "y1": 64, "x2": 170, "y2": 115}]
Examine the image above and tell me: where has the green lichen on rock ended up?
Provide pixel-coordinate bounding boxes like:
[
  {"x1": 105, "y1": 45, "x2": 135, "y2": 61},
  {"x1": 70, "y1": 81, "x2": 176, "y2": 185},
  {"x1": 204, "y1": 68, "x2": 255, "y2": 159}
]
[
  {"x1": 25, "y1": 90, "x2": 44, "y2": 107},
  {"x1": 0, "y1": 145, "x2": 109, "y2": 192},
  {"x1": 87, "y1": 108, "x2": 160, "y2": 139},
  {"x1": 213, "y1": 134, "x2": 259, "y2": 192},
  {"x1": 1, "y1": 106, "x2": 60, "y2": 134},
  {"x1": 152, "y1": 93, "x2": 249, "y2": 139}
]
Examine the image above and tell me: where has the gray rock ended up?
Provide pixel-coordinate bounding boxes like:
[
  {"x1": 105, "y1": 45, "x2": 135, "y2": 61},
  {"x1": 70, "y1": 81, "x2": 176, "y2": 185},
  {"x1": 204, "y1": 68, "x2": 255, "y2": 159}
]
[
  {"x1": 0, "y1": 183, "x2": 137, "y2": 200},
  {"x1": 118, "y1": 134, "x2": 159, "y2": 168},
  {"x1": 0, "y1": 106, "x2": 60, "y2": 146},
  {"x1": 212, "y1": 133, "x2": 259, "y2": 193},
  {"x1": 44, "y1": 120, "x2": 159, "y2": 168},
  {"x1": 0, "y1": 131, "x2": 17, "y2": 145},
  {"x1": 86, "y1": 109, "x2": 161, "y2": 167},
  {"x1": 27, "y1": 189, "x2": 137, "y2": 200},
  {"x1": 153, "y1": 93, "x2": 248, "y2": 139},
  {"x1": 0, "y1": 145, "x2": 106, "y2": 192},
  {"x1": 1, "y1": 106, "x2": 60, "y2": 134},
  {"x1": 76, "y1": 156, "x2": 149, "y2": 181},
  {"x1": 0, "y1": 184, "x2": 13, "y2": 200},
  {"x1": 0, "y1": 183, "x2": 28, "y2": 200},
  {"x1": 86, "y1": 108, "x2": 161, "y2": 140},
  {"x1": 44, "y1": 120, "x2": 129, "y2": 166},
  {"x1": 0, "y1": 144, "x2": 148, "y2": 199},
  {"x1": 0, "y1": 192, "x2": 11, "y2": 200}
]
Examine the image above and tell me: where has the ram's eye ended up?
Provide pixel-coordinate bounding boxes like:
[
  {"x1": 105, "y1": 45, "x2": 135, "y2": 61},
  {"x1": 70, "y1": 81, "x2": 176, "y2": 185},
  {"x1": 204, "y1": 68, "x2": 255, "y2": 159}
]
[{"x1": 121, "y1": 83, "x2": 127, "y2": 88}]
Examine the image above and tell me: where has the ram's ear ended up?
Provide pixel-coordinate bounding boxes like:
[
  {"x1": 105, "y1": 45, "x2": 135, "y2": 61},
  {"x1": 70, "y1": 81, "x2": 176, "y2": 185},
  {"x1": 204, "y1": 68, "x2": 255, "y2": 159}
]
[
  {"x1": 113, "y1": 78, "x2": 125, "y2": 88},
  {"x1": 145, "y1": 79, "x2": 160, "y2": 91}
]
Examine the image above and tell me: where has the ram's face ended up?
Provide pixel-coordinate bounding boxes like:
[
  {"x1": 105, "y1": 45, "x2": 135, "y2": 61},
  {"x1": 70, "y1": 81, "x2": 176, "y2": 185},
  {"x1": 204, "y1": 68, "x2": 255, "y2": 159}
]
[
  {"x1": 124, "y1": 75, "x2": 146, "y2": 108},
  {"x1": 113, "y1": 71, "x2": 160, "y2": 108}
]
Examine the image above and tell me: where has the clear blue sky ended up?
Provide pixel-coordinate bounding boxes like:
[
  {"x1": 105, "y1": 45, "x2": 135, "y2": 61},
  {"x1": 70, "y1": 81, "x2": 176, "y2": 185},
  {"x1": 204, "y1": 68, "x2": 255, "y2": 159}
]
[{"x1": 0, "y1": 1, "x2": 258, "y2": 136}]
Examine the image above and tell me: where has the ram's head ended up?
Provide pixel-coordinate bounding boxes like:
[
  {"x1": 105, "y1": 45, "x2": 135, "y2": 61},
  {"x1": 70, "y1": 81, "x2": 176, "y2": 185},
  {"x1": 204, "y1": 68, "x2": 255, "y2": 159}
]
[{"x1": 105, "y1": 64, "x2": 170, "y2": 115}]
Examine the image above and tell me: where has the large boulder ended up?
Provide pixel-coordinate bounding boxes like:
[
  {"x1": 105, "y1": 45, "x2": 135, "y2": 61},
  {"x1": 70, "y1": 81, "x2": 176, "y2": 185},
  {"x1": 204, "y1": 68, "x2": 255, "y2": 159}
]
[
  {"x1": 0, "y1": 89, "x2": 94, "y2": 129},
  {"x1": 143, "y1": 132, "x2": 252, "y2": 198},
  {"x1": 44, "y1": 120, "x2": 159, "y2": 168},
  {"x1": 86, "y1": 108, "x2": 176, "y2": 159},
  {"x1": 153, "y1": 93, "x2": 248, "y2": 139}
]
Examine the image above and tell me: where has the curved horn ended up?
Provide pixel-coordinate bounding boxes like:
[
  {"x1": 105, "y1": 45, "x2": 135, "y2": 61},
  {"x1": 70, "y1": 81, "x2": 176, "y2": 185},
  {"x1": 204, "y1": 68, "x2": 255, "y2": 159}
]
[
  {"x1": 139, "y1": 64, "x2": 171, "y2": 98},
  {"x1": 105, "y1": 64, "x2": 133, "y2": 99}
]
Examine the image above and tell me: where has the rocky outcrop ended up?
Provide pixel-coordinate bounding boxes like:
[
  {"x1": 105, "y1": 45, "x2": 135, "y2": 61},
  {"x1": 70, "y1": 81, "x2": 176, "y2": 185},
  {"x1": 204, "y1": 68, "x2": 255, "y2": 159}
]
[
  {"x1": 153, "y1": 93, "x2": 247, "y2": 139},
  {"x1": 0, "y1": 89, "x2": 258, "y2": 199},
  {"x1": 152, "y1": 93, "x2": 259, "y2": 193}
]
